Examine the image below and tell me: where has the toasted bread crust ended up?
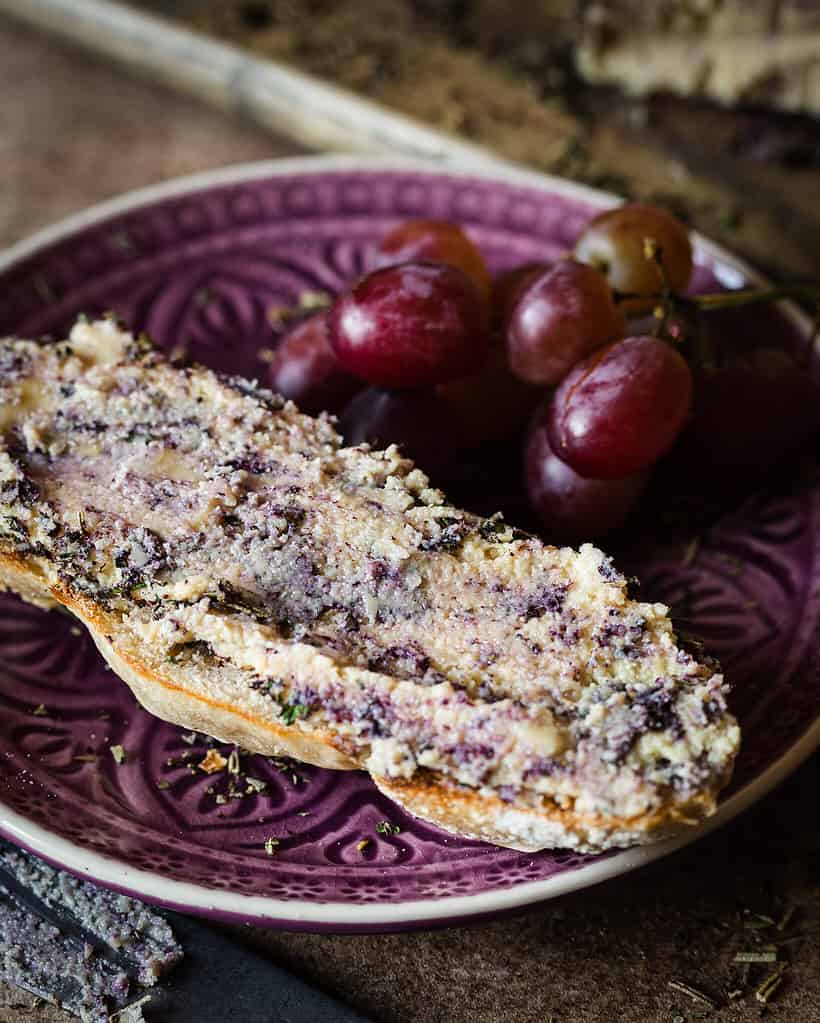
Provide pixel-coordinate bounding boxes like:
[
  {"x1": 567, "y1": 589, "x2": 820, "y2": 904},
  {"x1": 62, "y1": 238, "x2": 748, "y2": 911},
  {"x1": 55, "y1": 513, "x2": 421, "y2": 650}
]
[
  {"x1": 1, "y1": 549, "x2": 727, "y2": 852},
  {"x1": 374, "y1": 771, "x2": 723, "y2": 853},
  {"x1": 0, "y1": 551, "x2": 356, "y2": 771}
]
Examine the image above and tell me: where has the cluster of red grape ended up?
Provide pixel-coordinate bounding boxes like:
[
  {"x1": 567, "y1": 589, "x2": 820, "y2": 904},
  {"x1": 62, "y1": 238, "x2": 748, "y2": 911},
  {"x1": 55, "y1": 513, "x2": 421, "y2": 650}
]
[{"x1": 269, "y1": 205, "x2": 819, "y2": 541}]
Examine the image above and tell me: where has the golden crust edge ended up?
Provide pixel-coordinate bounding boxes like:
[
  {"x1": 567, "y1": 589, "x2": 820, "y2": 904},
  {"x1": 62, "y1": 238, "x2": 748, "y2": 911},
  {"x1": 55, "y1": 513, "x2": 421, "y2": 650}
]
[
  {"x1": 0, "y1": 550, "x2": 357, "y2": 771},
  {"x1": 0, "y1": 548, "x2": 736, "y2": 852},
  {"x1": 372, "y1": 771, "x2": 726, "y2": 853}
]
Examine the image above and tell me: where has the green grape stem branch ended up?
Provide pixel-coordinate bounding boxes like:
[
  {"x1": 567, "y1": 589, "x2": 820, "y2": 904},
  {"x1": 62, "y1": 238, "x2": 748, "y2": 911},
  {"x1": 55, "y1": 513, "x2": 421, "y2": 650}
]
[{"x1": 614, "y1": 239, "x2": 819, "y2": 367}]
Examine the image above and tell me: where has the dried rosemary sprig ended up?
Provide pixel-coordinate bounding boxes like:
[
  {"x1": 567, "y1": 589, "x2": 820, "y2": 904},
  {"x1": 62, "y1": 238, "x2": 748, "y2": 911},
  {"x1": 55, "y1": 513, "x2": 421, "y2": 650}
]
[
  {"x1": 667, "y1": 979, "x2": 716, "y2": 1009},
  {"x1": 755, "y1": 964, "x2": 787, "y2": 1005}
]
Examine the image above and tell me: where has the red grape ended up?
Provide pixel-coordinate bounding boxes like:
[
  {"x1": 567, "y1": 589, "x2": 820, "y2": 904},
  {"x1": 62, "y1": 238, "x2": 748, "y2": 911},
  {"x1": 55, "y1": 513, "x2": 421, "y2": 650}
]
[
  {"x1": 491, "y1": 263, "x2": 547, "y2": 330},
  {"x1": 670, "y1": 345, "x2": 820, "y2": 487},
  {"x1": 339, "y1": 387, "x2": 466, "y2": 481},
  {"x1": 329, "y1": 262, "x2": 489, "y2": 388},
  {"x1": 548, "y1": 335, "x2": 693, "y2": 479},
  {"x1": 574, "y1": 203, "x2": 693, "y2": 299},
  {"x1": 437, "y1": 341, "x2": 540, "y2": 442},
  {"x1": 526, "y1": 406, "x2": 648, "y2": 541},
  {"x1": 374, "y1": 219, "x2": 491, "y2": 302},
  {"x1": 505, "y1": 260, "x2": 624, "y2": 385},
  {"x1": 268, "y1": 312, "x2": 359, "y2": 415}
]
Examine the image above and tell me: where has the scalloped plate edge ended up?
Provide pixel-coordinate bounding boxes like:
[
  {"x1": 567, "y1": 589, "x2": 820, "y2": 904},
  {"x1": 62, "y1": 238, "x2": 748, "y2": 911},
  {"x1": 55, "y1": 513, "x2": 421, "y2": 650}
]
[{"x1": 0, "y1": 154, "x2": 816, "y2": 930}]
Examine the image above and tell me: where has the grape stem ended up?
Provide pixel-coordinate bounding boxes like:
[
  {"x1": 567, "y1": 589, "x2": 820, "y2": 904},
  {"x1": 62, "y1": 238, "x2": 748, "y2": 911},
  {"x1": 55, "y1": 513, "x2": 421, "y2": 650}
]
[
  {"x1": 615, "y1": 283, "x2": 820, "y2": 313},
  {"x1": 613, "y1": 282, "x2": 817, "y2": 370},
  {"x1": 683, "y1": 286, "x2": 820, "y2": 369},
  {"x1": 689, "y1": 284, "x2": 820, "y2": 312}
]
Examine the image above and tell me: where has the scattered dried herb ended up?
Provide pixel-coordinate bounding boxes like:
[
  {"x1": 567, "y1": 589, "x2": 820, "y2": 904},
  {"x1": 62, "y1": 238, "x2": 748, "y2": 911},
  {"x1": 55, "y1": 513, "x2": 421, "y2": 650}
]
[
  {"x1": 681, "y1": 536, "x2": 700, "y2": 567},
  {"x1": 109, "y1": 744, "x2": 126, "y2": 765},
  {"x1": 198, "y1": 749, "x2": 228, "y2": 774},
  {"x1": 264, "y1": 836, "x2": 280, "y2": 856},
  {"x1": 667, "y1": 980, "x2": 715, "y2": 1009},
  {"x1": 720, "y1": 553, "x2": 745, "y2": 577},
  {"x1": 298, "y1": 290, "x2": 331, "y2": 311},
  {"x1": 755, "y1": 964, "x2": 787, "y2": 1005},
  {"x1": 375, "y1": 821, "x2": 401, "y2": 836},
  {"x1": 776, "y1": 906, "x2": 796, "y2": 932},
  {"x1": 356, "y1": 839, "x2": 372, "y2": 854},
  {"x1": 743, "y1": 913, "x2": 775, "y2": 930},
  {"x1": 267, "y1": 305, "x2": 293, "y2": 327},
  {"x1": 734, "y1": 949, "x2": 778, "y2": 963},
  {"x1": 31, "y1": 704, "x2": 48, "y2": 717}
]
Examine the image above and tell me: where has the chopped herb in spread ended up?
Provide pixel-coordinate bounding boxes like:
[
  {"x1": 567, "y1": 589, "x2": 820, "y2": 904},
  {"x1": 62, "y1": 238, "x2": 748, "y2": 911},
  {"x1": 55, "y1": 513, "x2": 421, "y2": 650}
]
[
  {"x1": 109, "y1": 744, "x2": 126, "y2": 765},
  {"x1": 280, "y1": 702, "x2": 311, "y2": 725},
  {"x1": 375, "y1": 821, "x2": 401, "y2": 836},
  {"x1": 263, "y1": 837, "x2": 280, "y2": 856}
]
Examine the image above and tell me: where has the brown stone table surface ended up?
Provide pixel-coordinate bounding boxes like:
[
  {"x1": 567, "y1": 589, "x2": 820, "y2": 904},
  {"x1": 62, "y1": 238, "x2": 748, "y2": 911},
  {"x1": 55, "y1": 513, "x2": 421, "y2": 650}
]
[{"x1": 0, "y1": 16, "x2": 819, "y2": 1023}]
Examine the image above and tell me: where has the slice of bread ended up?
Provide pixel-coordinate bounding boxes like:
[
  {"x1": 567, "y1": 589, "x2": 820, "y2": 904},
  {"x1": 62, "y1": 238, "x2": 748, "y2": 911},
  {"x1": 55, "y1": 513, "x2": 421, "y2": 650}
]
[{"x1": 0, "y1": 318, "x2": 740, "y2": 852}]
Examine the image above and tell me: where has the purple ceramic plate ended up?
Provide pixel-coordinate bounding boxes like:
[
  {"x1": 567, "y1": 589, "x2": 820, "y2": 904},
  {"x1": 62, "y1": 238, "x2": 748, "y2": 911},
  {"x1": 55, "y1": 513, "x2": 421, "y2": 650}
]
[{"x1": 0, "y1": 157, "x2": 818, "y2": 933}]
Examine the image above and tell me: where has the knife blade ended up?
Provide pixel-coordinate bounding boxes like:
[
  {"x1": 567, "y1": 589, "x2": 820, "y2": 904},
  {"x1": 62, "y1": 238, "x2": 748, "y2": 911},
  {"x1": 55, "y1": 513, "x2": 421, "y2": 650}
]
[{"x1": 148, "y1": 913, "x2": 373, "y2": 1023}]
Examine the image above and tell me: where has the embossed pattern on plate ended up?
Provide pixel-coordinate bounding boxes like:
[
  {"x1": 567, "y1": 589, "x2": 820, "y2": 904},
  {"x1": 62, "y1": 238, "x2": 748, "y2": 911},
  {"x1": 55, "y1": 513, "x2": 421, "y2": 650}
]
[{"x1": 0, "y1": 160, "x2": 817, "y2": 930}]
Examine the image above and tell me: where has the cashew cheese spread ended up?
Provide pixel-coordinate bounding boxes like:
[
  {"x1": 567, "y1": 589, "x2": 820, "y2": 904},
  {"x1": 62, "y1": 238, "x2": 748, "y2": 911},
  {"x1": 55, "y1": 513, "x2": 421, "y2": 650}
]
[{"x1": 0, "y1": 318, "x2": 740, "y2": 842}]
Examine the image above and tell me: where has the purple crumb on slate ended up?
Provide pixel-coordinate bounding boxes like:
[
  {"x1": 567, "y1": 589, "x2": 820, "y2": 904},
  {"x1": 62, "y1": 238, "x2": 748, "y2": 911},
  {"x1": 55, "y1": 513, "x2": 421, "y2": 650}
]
[
  {"x1": 0, "y1": 845, "x2": 181, "y2": 985},
  {"x1": 0, "y1": 886, "x2": 131, "y2": 1022},
  {"x1": 0, "y1": 843, "x2": 182, "y2": 1020}
]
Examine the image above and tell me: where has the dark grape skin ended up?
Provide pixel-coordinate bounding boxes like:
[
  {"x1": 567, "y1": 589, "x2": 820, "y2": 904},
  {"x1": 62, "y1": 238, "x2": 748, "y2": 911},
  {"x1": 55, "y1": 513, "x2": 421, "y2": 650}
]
[
  {"x1": 437, "y1": 341, "x2": 540, "y2": 443},
  {"x1": 548, "y1": 336, "x2": 693, "y2": 479},
  {"x1": 668, "y1": 345, "x2": 820, "y2": 488},
  {"x1": 526, "y1": 405, "x2": 648, "y2": 541},
  {"x1": 505, "y1": 260, "x2": 625, "y2": 386},
  {"x1": 267, "y1": 312, "x2": 360, "y2": 416},
  {"x1": 339, "y1": 387, "x2": 467, "y2": 483},
  {"x1": 574, "y1": 203, "x2": 693, "y2": 300},
  {"x1": 491, "y1": 263, "x2": 547, "y2": 330},
  {"x1": 373, "y1": 219, "x2": 492, "y2": 302},
  {"x1": 329, "y1": 262, "x2": 490, "y2": 389}
]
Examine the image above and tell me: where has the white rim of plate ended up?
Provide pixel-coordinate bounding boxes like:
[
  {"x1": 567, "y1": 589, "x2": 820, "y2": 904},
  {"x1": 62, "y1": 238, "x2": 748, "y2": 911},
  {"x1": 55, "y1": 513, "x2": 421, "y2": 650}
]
[{"x1": 0, "y1": 154, "x2": 817, "y2": 929}]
